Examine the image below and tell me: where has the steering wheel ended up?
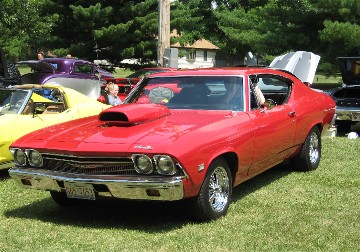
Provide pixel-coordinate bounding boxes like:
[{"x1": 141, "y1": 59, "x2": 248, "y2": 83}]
[{"x1": 149, "y1": 87, "x2": 174, "y2": 104}]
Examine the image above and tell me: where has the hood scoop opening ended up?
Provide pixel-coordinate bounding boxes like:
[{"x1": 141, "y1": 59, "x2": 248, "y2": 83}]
[{"x1": 99, "y1": 104, "x2": 170, "y2": 126}]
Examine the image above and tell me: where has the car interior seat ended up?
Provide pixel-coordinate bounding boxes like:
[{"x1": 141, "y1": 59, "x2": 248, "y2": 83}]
[
  {"x1": 101, "y1": 89, "x2": 110, "y2": 105},
  {"x1": 42, "y1": 104, "x2": 64, "y2": 114}
]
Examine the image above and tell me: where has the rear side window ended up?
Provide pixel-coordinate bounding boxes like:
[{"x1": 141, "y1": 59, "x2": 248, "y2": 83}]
[
  {"x1": 257, "y1": 77, "x2": 290, "y2": 92},
  {"x1": 74, "y1": 64, "x2": 93, "y2": 74},
  {"x1": 251, "y1": 74, "x2": 292, "y2": 107}
]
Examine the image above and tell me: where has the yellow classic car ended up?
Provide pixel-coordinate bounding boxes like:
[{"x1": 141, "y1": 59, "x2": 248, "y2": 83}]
[{"x1": 0, "y1": 84, "x2": 110, "y2": 170}]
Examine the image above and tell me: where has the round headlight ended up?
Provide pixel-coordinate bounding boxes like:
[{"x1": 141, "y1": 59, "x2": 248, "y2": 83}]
[
  {"x1": 132, "y1": 154, "x2": 153, "y2": 174},
  {"x1": 12, "y1": 149, "x2": 26, "y2": 166},
  {"x1": 154, "y1": 155, "x2": 176, "y2": 175},
  {"x1": 27, "y1": 150, "x2": 43, "y2": 167}
]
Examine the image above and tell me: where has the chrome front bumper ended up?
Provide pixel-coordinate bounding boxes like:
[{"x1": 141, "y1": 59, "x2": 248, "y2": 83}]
[{"x1": 9, "y1": 168, "x2": 184, "y2": 201}]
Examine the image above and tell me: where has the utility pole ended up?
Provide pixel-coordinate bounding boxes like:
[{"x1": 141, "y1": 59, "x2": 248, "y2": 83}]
[{"x1": 158, "y1": 0, "x2": 170, "y2": 67}]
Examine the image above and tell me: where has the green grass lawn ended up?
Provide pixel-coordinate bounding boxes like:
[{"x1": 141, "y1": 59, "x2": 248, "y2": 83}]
[
  {"x1": 113, "y1": 68, "x2": 134, "y2": 78},
  {"x1": 312, "y1": 74, "x2": 342, "y2": 90},
  {"x1": 0, "y1": 137, "x2": 359, "y2": 251}
]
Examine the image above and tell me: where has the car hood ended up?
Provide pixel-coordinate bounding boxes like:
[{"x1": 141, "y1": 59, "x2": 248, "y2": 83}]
[
  {"x1": 18, "y1": 60, "x2": 55, "y2": 73},
  {"x1": 18, "y1": 104, "x2": 233, "y2": 151},
  {"x1": 336, "y1": 57, "x2": 360, "y2": 86},
  {"x1": 269, "y1": 51, "x2": 320, "y2": 84}
]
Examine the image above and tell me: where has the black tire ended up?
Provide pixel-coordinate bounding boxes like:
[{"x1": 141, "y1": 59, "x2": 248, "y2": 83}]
[
  {"x1": 291, "y1": 126, "x2": 321, "y2": 171},
  {"x1": 189, "y1": 158, "x2": 233, "y2": 221},
  {"x1": 50, "y1": 191, "x2": 83, "y2": 207}
]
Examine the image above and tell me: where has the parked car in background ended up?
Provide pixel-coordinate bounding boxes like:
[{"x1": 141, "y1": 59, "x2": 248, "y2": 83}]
[
  {"x1": 0, "y1": 84, "x2": 110, "y2": 170},
  {"x1": 98, "y1": 67, "x2": 176, "y2": 104},
  {"x1": 326, "y1": 57, "x2": 360, "y2": 133},
  {"x1": 18, "y1": 58, "x2": 113, "y2": 99},
  {"x1": 9, "y1": 52, "x2": 335, "y2": 221}
]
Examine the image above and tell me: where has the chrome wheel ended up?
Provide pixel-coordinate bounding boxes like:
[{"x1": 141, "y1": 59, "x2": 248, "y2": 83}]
[
  {"x1": 208, "y1": 166, "x2": 230, "y2": 212},
  {"x1": 309, "y1": 131, "x2": 320, "y2": 164},
  {"x1": 291, "y1": 126, "x2": 321, "y2": 171},
  {"x1": 190, "y1": 158, "x2": 233, "y2": 221}
]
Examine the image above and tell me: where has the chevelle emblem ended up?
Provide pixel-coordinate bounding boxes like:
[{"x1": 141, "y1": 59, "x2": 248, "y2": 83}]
[{"x1": 134, "y1": 145, "x2": 153, "y2": 150}]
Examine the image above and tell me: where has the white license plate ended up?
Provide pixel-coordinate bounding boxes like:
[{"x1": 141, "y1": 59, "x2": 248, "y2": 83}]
[
  {"x1": 64, "y1": 182, "x2": 96, "y2": 200},
  {"x1": 352, "y1": 113, "x2": 360, "y2": 121}
]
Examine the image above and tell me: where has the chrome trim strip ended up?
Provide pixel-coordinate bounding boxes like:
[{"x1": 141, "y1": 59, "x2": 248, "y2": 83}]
[{"x1": 39, "y1": 152, "x2": 133, "y2": 160}]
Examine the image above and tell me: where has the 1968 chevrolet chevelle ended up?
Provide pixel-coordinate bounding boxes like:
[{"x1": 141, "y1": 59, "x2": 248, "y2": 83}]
[{"x1": 9, "y1": 64, "x2": 335, "y2": 221}]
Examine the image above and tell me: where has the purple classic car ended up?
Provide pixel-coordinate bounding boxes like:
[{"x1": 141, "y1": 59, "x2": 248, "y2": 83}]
[{"x1": 18, "y1": 58, "x2": 113, "y2": 99}]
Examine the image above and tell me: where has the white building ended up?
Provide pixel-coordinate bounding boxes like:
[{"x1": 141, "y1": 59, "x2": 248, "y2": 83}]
[{"x1": 171, "y1": 38, "x2": 220, "y2": 69}]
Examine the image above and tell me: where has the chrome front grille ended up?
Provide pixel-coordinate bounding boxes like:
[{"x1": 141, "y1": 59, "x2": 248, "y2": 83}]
[{"x1": 40, "y1": 154, "x2": 136, "y2": 175}]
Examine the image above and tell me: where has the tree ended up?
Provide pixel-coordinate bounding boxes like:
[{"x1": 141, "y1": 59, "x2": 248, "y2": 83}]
[
  {"x1": 2, "y1": 0, "x2": 360, "y2": 70},
  {"x1": 45, "y1": 0, "x2": 159, "y2": 64},
  {"x1": 0, "y1": 0, "x2": 58, "y2": 60},
  {"x1": 94, "y1": 0, "x2": 159, "y2": 64},
  {"x1": 172, "y1": 0, "x2": 322, "y2": 65},
  {"x1": 314, "y1": 0, "x2": 360, "y2": 62}
]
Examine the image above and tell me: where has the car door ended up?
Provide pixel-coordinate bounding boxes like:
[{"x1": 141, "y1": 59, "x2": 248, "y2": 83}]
[{"x1": 247, "y1": 74, "x2": 296, "y2": 175}]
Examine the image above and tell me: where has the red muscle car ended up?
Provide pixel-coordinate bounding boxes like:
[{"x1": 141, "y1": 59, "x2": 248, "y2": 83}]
[{"x1": 9, "y1": 58, "x2": 336, "y2": 221}]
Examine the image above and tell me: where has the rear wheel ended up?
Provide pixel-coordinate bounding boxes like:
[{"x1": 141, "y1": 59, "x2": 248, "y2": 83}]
[
  {"x1": 190, "y1": 158, "x2": 232, "y2": 221},
  {"x1": 291, "y1": 126, "x2": 321, "y2": 171}
]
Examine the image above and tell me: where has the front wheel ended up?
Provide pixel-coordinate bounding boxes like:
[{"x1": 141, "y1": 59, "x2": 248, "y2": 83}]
[
  {"x1": 190, "y1": 158, "x2": 233, "y2": 221},
  {"x1": 291, "y1": 126, "x2": 321, "y2": 171}
]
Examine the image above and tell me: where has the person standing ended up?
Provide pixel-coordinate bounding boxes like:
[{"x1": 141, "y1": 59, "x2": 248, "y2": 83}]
[{"x1": 37, "y1": 51, "x2": 44, "y2": 60}]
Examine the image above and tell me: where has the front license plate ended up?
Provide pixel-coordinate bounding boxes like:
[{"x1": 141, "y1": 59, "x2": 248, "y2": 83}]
[
  {"x1": 352, "y1": 113, "x2": 360, "y2": 121},
  {"x1": 64, "y1": 182, "x2": 96, "y2": 200}
]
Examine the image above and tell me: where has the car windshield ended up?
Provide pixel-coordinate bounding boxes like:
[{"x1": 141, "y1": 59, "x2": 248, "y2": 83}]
[
  {"x1": 127, "y1": 76, "x2": 244, "y2": 111},
  {"x1": 0, "y1": 89, "x2": 30, "y2": 114}
]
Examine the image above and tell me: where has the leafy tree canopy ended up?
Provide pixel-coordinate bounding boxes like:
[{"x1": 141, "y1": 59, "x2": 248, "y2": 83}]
[
  {"x1": 1, "y1": 0, "x2": 360, "y2": 69},
  {"x1": 0, "y1": 0, "x2": 58, "y2": 60}
]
